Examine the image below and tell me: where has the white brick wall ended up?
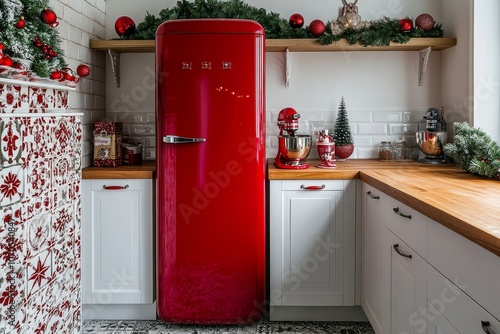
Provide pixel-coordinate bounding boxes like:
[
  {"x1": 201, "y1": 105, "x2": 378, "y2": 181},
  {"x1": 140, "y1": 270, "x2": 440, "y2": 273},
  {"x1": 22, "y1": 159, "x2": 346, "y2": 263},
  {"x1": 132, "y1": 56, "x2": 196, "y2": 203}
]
[{"x1": 50, "y1": 0, "x2": 106, "y2": 168}]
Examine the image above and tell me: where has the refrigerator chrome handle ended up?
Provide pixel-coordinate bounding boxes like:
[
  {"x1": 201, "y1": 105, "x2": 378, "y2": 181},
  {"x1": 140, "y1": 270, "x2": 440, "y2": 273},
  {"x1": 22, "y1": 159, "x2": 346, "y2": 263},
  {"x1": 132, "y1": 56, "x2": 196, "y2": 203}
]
[{"x1": 163, "y1": 135, "x2": 206, "y2": 144}]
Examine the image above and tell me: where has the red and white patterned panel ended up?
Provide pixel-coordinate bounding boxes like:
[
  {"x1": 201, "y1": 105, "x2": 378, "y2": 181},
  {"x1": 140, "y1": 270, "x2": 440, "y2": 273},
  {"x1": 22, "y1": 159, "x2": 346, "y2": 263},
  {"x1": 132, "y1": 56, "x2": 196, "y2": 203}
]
[
  {"x1": 0, "y1": 83, "x2": 69, "y2": 114},
  {"x1": 0, "y1": 101, "x2": 81, "y2": 334}
]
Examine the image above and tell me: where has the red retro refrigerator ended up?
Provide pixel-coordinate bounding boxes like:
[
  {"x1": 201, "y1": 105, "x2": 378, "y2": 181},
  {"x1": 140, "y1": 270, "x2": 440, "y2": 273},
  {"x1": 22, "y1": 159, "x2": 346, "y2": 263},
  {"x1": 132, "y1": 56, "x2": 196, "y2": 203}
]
[{"x1": 155, "y1": 19, "x2": 266, "y2": 323}]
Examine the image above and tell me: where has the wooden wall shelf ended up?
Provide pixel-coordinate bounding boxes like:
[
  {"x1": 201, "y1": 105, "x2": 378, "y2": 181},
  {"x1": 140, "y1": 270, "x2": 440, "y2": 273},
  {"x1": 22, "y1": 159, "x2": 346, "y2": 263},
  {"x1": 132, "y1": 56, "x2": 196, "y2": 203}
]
[
  {"x1": 90, "y1": 37, "x2": 456, "y2": 53},
  {"x1": 90, "y1": 37, "x2": 456, "y2": 87}
]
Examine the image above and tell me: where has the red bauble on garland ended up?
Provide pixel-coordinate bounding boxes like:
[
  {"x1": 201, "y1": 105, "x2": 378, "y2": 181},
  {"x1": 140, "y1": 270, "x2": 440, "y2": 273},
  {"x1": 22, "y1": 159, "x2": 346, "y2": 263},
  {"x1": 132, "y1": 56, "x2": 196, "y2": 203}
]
[
  {"x1": 40, "y1": 8, "x2": 59, "y2": 27},
  {"x1": 77, "y1": 64, "x2": 90, "y2": 77},
  {"x1": 50, "y1": 70, "x2": 63, "y2": 80},
  {"x1": 399, "y1": 18, "x2": 413, "y2": 32},
  {"x1": 309, "y1": 19, "x2": 326, "y2": 37},
  {"x1": 289, "y1": 13, "x2": 304, "y2": 29},
  {"x1": 115, "y1": 16, "x2": 136, "y2": 37},
  {"x1": 1, "y1": 55, "x2": 14, "y2": 67},
  {"x1": 15, "y1": 16, "x2": 26, "y2": 29},
  {"x1": 415, "y1": 13, "x2": 435, "y2": 31}
]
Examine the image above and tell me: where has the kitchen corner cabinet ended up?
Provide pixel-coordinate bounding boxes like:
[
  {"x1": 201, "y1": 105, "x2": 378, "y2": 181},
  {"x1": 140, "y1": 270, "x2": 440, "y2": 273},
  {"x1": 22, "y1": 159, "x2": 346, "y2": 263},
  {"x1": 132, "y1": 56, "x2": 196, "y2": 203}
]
[
  {"x1": 269, "y1": 179, "x2": 357, "y2": 321},
  {"x1": 82, "y1": 178, "x2": 155, "y2": 319},
  {"x1": 361, "y1": 181, "x2": 500, "y2": 334}
]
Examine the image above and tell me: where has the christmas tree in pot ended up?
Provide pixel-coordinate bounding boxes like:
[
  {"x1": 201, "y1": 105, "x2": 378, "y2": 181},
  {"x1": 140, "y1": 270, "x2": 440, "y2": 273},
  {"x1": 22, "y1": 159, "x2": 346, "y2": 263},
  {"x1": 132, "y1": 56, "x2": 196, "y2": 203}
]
[{"x1": 333, "y1": 97, "x2": 355, "y2": 160}]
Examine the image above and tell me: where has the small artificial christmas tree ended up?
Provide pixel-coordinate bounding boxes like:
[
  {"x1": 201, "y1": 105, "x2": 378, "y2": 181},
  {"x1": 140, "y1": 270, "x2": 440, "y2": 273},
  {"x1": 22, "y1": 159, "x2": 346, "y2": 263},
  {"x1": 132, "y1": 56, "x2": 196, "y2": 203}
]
[
  {"x1": 0, "y1": 0, "x2": 66, "y2": 78},
  {"x1": 333, "y1": 97, "x2": 354, "y2": 145},
  {"x1": 333, "y1": 97, "x2": 354, "y2": 160}
]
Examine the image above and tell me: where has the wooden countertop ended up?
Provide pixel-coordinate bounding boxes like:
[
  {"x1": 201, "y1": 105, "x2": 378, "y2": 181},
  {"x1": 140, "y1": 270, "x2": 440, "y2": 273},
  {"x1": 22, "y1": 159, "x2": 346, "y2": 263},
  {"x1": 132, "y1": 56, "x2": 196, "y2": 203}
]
[
  {"x1": 82, "y1": 160, "x2": 156, "y2": 179},
  {"x1": 269, "y1": 159, "x2": 500, "y2": 257}
]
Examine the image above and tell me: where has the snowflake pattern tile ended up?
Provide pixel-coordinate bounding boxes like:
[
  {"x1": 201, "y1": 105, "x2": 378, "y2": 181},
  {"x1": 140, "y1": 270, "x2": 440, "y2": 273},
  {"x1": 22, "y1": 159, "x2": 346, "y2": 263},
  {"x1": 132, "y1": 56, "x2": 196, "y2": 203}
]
[{"x1": 0, "y1": 82, "x2": 81, "y2": 334}]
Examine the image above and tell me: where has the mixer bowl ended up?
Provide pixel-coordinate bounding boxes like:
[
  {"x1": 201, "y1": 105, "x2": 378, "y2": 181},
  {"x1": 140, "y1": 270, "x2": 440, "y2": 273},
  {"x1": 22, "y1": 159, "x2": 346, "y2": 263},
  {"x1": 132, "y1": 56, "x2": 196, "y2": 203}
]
[
  {"x1": 277, "y1": 135, "x2": 312, "y2": 165},
  {"x1": 416, "y1": 131, "x2": 447, "y2": 157}
]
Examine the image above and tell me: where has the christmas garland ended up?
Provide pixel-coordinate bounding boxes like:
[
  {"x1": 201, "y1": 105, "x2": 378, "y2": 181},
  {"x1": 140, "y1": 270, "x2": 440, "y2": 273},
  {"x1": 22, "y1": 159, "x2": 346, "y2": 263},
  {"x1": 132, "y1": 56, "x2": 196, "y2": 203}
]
[
  {"x1": 318, "y1": 17, "x2": 443, "y2": 46},
  {"x1": 443, "y1": 122, "x2": 500, "y2": 179},
  {"x1": 125, "y1": 0, "x2": 444, "y2": 46}
]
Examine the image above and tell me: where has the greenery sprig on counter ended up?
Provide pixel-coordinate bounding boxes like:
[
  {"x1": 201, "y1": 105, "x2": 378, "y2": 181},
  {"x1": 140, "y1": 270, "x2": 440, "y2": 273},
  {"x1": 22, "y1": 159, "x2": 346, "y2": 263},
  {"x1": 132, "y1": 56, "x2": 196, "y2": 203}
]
[
  {"x1": 125, "y1": 0, "x2": 444, "y2": 46},
  {"x1": 443, "y1": 122, "x2": 500, "y2": 179}
]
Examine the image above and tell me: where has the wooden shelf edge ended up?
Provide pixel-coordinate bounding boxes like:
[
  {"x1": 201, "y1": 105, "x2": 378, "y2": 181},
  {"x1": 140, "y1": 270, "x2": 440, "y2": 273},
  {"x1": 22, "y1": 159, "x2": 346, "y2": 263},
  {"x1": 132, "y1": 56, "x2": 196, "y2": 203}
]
[{"x1": 90, "y1": 37, "x2": 457, "y2": 53}]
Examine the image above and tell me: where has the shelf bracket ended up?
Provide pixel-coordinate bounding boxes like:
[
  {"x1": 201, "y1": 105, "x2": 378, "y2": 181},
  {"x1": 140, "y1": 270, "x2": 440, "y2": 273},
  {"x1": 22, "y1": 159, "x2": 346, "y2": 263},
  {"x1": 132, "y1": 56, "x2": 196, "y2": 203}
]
[
  {"x1": 418, "y1": 47, "x2": 431, "y2": 86},
  {"x1": 108, "y1": 49, "x2": 121, "y2": 88},
  {"x1": 285, "y1": 48, "x2": 290, "y2": 88}
]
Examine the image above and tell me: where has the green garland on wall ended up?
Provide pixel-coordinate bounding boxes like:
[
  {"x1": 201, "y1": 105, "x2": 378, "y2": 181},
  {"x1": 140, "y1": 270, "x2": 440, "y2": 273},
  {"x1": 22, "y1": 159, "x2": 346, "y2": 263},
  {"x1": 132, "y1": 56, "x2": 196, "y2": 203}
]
[{"x1": 125, "y1": 0, "x2": 444, "y2": 46}]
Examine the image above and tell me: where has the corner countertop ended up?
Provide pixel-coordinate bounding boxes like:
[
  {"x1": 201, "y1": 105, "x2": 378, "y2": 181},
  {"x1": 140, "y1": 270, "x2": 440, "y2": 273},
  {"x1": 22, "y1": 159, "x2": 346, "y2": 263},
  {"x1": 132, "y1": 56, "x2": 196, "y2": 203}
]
[
  {"x1": 82, "y1": 160, "x2": 156, "y2": 179},
  {"x1": 268, "y1": 159, "x2": 500, "y2": 257}
]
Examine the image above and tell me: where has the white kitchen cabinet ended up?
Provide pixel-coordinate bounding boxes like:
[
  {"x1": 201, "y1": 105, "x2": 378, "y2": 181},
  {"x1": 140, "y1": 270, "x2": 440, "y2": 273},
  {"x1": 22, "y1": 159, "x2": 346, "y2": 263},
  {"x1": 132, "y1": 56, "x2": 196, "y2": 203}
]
[
  {"x1": 82, "y1": 178, "x2": 155, "y2": 319},
  {"x1": 361, "y1": 183, "x2": 386, "y2": 334},
  {"x1": 426, "y1": 264, "x2": 500, "y2": 334},
  {"x1": 269, "y1": 179, "x2": 361, "y2": 321},
  {"x1": 383, "y1": 229, "x2": 427, "y2": 334}
]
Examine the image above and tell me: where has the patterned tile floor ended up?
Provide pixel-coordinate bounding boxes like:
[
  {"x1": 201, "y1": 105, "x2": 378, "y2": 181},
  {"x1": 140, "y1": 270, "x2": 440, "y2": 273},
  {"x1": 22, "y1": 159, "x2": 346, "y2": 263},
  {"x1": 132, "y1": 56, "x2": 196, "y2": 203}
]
[{"x1": 83, "y1": 320, "x2": 375, "y2": 334}]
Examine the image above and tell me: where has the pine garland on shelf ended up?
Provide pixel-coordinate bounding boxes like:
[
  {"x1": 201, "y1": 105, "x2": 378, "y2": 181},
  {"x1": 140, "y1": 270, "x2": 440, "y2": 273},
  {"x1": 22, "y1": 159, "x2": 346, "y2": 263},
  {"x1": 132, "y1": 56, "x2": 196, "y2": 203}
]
[
  {"x1": 318, "y1": 17, "x2": 443, "y2": 46},
  {"x1": 333, "y1": 97, "x2": 354, "y2": 146},
  {"x1": 443, "y1": 122, "x2": 500, "y2": 179},
  {"x1": 0, "y1": 0, "x2": 66, "y2": 78},
  {"x1": 125, "y1": 0, "x2": 444, "y2": 46}
]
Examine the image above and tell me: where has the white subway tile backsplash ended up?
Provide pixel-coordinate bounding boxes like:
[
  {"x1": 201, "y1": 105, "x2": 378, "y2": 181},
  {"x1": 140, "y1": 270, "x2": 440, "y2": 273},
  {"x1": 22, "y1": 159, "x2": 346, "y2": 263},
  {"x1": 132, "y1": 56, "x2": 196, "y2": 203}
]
[
  {"x1": 145, "y1": 113, "x2": 155, "y2": 123},
  {"x1": 349, "y1": 111, "x2": 372, "y2": 123},
  {"x1": 357, "y1": 123, "x2": 387, "y2": 135},
  {"x1": 145, "y1": 136, "x2": 156, "y2": 148},
  {"x1": 143, "y1": 148, "x2": 156, "y2": 160},
  {"x1": 373, "y1": 111, "x2": 402, "y2": 123}
]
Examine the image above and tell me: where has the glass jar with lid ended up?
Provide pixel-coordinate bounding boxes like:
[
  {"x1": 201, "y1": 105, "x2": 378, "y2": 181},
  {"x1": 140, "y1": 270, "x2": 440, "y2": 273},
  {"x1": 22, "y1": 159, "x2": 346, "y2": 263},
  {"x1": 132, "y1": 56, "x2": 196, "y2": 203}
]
[
  {"x1": 378, "y1": 141, "x2": 393, "y2": 161},
  {"x1": 393, "y1": 140, "x2": 408, "y2": 161}
]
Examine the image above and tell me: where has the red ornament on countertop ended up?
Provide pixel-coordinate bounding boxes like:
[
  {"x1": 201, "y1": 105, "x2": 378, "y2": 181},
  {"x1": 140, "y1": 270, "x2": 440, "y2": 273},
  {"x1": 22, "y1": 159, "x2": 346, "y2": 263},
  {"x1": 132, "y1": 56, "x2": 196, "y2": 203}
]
[
  {"x1": 399, "y1": 18, "x2": 413, "y2": 32},
  {"x1": 15, "y1": 16, "x2": 26, "y2": 29},
  {"x1": 309, "y1": 19, "x2": 326, "y2": 37},
  {"x1": 115, "y1": 16, "x2": 136, "y2": 37},
  {"x1": 77, "y1": 64, "x2": 90, "y2": 77},
  {"x1": 289, "y1": 13, "x2": 304, "y2": 29},
  {"x1": 415, "y1": 13, "x2": 435, "y2": 31}
]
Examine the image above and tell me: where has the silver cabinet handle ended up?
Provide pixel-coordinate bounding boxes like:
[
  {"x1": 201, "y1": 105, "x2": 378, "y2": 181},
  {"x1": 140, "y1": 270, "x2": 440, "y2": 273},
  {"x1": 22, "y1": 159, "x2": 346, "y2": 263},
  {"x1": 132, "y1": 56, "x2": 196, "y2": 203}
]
[
  {"x1": 163, "y1": 135, "x2": 206, "y2": 144},
  {"x1": 393, "y1": 244, "x2": 412, "y2": 259},
  {"x1": 482, "y1": 321, "x2": 496, "y2": 334},
  {"x1": 393, "y1": 207, "x2": 412, "y2": 219},
  {"x1": 300, "y1": 184, "x2": 325, "y2": 190},
  {"x1": 366, "y1": 191, "x2": 380, "y2": 199}
]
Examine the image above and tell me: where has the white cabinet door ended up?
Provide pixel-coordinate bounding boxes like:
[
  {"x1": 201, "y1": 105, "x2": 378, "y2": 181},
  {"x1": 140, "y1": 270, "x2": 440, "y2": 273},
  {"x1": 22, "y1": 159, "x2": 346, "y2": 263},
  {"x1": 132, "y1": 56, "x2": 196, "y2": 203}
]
[
  {"x1": 361, "y1": 183, "x2": 386, "y2": 334},
  {"x1": 426, "y1": 308, "x2": 460, "y2": 334},
  {"x1": 383, "y1": 229, "x2": 427, "y2": 334},
  {"x1": 270, "y1": 180, "x2": 356, "y2": 308},
  {"x1": 82, "y1": 179, "x2": 153, "y2": 304}
]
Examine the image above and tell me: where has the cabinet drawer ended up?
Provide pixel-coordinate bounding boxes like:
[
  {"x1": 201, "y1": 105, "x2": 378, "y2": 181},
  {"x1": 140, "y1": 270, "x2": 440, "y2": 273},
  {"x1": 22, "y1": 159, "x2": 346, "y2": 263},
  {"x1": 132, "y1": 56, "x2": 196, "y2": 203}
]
[
  {"x1": 428, "y1": 219, "x2": 500, "y2": 321},
  {"x1": 281, "y1": 180, "x2": 345, "y2": 191},
  {"x1": 385, "y1": 196, "x2": 427, "y2": 258},
  {"x1": 427, "y1": 264, "x2": 500, "y2": 334}
]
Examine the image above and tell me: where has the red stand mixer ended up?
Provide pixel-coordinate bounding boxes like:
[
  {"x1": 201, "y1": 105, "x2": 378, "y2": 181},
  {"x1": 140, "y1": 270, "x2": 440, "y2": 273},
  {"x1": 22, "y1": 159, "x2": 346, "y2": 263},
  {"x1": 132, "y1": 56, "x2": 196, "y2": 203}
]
[{"x1": 273, "y1": 107, "x2": 312, "y2": 169}]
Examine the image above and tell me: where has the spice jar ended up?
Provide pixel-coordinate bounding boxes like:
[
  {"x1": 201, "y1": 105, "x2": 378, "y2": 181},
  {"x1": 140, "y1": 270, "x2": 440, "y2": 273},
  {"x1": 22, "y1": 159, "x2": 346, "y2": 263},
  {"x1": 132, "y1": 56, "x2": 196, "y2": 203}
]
[
  {"x1": 378, "y1": 141, "x2": 393, "y2": 161},
  {"x1": 393, "y1": 140, "x2": 408, "y2": 161}
]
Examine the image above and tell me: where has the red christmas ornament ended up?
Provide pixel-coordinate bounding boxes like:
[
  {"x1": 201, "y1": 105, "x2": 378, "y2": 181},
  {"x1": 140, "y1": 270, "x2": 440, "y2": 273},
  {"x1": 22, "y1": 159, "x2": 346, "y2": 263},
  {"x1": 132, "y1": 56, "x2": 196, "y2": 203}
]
[
  {"x1": 309, "y1": 19, "x2": 326, "y2": 37},
  {"x1": 1, "y1": 55, "x2": 14, "y2": 67},
  {"x1": 50, "y1": 70, "x2": 62, "y2": 80},
  {"x1": 15, "y1": 16, "x2": 26, "y2": 29},
  {"x1": 289, "y1": 13, "x2": 304, "y2": 29},
  {"x1": 399, "y1": 18, "x2": 413, "y2": 32},
  {"x1": 40, "y1": 8, "x2": 58, "y2": 25},
  {"x1": 77, "y1": 64, "x2": 90, "y2": 77},
  {"x1": 415, "y1": 13, "x2": 435, "y2": 31},
  {"x1": 0, "y1": 43, "x2": 4, "y2": 51},
  {"x1": 115, "y1": 16, "x2": 136, "y2": 37}
]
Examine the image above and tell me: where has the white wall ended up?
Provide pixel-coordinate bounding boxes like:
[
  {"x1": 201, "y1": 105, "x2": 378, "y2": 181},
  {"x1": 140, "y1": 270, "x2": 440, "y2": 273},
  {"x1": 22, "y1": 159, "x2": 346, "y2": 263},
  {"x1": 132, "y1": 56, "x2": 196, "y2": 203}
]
[
  {"x1": 473, "y1": 0, "x2": 500, "y2": 142},
  {"x1": 50, "y1": 0, "x2": 107, "y2": 168},
  {"x1": 104, "y1": 0, "x2": 472, "y2": 159}
]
